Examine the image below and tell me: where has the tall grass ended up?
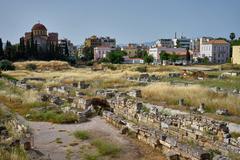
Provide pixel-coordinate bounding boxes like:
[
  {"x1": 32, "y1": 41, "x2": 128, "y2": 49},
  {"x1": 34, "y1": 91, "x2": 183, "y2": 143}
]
[
  {"x1": 91, "y1": 139, "x2": 121, "y2": 156},
  {"x1": 141, "y1": 83, "x2": 240, "y2": 116},
  {"x1": 73, "y1": 130, "x2": 90, "y2": 140},
  {"x1": 0, "y1": 147, "x2": 29, "y2": 160},
  {"x1": 28, "y1": 110, "x2": 78, "y2": 124}
]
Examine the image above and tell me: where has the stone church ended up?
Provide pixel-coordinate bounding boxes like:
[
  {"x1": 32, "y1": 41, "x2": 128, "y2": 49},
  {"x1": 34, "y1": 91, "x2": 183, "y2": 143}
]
[{"x1": 23, "y1": 23, "x2": 58, "y2": 52}]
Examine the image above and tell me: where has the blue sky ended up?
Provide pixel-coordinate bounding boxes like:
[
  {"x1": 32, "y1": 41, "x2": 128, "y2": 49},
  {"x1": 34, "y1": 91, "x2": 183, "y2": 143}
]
[{"x1": 0, "y1": 0, "x2": 239, "y2": 45}]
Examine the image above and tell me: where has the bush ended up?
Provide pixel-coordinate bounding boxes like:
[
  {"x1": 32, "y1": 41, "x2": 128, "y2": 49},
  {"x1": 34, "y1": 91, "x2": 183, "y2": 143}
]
[
  {"x1": 86, "y1": 61, "x2": 94, "y2": 66},
  {"x1": 73, "y1": 130, "x2": 90, "y2": 140},
  {"x1": 0, "y1": 60, "x2": 15, "y2": 71},
  {"x1": 25, "y1": 63, "x2": 37, "y2": 71},
  {"x1": 135, "y1": 66, "x2": 147, "y2": 72},
  {"x1": 91, "y1": 139, "x2": 121, "y2": 156}
]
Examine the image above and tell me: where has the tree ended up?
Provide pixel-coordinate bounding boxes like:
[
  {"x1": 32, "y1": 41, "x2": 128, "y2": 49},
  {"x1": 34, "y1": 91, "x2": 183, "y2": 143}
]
[
  {"x1": 26, "y1": 40, "x2": 31, "y2": 59},
  {"x1": 135, "y1": 50, "x2": 147, "y2": 58},
  {"x1": 176, "y1": 39, "x2": 181, "y2": 48},
  {"x1": 82, "y1": 47, "x2": 94, "y2": 61},
  {"x1": 186, "y1": 48, "x2": 191, "y2": 63},
  {"x1": 160, "y1": 51, "x2": 169, "y2": 62},
  {"x1": 144, "y1": 55, "x2": 154, "y2": 64},
  {"x1": 169, "y1": 52, "x2": 179, "y2": 62},
  {"x1": 230, "y1": 33, "x2": 236, "y2": 41},
  {"x1": 0, "y1": 38, "x2": 3, "y2": 59},
  {"x1": 4, "y1": 41, "x2": 12, "y2": 60},
  {"x1": 106, "y1": 50, "x2": 125, "y2": 64},
  {"x1": 19, "y1": 37, "x2": 26, "y2": 59}
]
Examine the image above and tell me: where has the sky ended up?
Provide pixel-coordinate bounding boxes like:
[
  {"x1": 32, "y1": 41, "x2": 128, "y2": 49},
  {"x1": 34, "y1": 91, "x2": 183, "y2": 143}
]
[{"x1": 0, "y1": 0, "x2": 239, "y2": 45}]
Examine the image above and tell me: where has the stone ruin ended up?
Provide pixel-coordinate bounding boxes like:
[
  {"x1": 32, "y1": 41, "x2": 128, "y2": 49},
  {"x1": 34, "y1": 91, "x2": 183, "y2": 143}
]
[{"x1": 69, "y1": 88, "x2": 240, "y2": 160}]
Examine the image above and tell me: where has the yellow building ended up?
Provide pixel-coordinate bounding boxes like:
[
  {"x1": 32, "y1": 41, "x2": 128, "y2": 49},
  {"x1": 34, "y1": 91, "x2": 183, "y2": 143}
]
[{"x1": 232, "y1": 46, "x2": 240, "y2": 64}]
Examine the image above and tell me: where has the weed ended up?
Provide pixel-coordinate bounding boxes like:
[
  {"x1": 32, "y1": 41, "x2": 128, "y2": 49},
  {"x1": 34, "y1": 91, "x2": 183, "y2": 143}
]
[{"x1": 73, "y1": 131, "x2": 90, "y2": 140}]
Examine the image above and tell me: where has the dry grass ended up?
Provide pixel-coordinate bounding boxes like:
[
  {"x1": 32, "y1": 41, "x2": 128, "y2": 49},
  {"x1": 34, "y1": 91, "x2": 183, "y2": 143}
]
[
  {"x1": 13, "y1": 60, "x2": 71, "y2": 70},
  {"x1": 141, "y1": 83, "x2": 240, "y2": 116}
]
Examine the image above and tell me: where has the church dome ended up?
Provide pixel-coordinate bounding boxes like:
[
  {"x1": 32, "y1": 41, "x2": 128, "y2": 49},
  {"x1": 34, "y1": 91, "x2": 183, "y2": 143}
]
[{"x1": 32, "y1": 23, "x2": 47, "y2": 31}]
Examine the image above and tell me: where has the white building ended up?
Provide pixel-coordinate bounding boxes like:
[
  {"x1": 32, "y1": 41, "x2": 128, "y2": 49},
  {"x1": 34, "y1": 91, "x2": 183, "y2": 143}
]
[
  {"x1": 123, "y1": 56, "x2": 144, "y2": 64},
  {"x1": 156, "y1": 39, "x2": 174, "y2": 48},
  {"x1": 200, "y1": 40, "x2": 230, "y2": 64},
  {"x1": 94, "y1": 46, "x2": 115, "y2": 61},
  {"x1": 149, "y1": 47, "x2": 189, "y2": 63}
]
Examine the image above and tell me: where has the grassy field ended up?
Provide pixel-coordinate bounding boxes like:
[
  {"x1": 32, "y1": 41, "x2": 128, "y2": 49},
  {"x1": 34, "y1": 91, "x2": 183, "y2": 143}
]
[
  {"x1": 141, "y1": 83, "x2": 240, "y2": 116},
  {"x1": 2, "y1": 61, "x2": 240, "y2": 123}
]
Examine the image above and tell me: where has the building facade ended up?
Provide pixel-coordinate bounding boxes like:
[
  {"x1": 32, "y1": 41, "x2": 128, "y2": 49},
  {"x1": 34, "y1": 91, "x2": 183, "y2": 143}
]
[
  {"x1": 59, "y1": 38, "x2": 76, "y2": 56},
  {"x1": 94, "y1": 46, "x2": 115, "y2": 61},
  {"x1": 23, "y1": 23, "x2": 58, "y2": 52},
  {"x1": 232, "y1": 46, "x2": 240, "y2": 64},
  {"x1": 149, "y1": 47, "x2": 189, "y2": 63},
  {"x1": 85, "y1": 35, "x2": 116, "y2": 48},
  {"x1": 200, "y1": 40, "x2": 230, "y2": 64},
  {"x1": 156, "y1": 39, "x2": 174, "y2": 48},
  {"x1": 123, "y1": 56, "x2": 144, "y2": 64}
]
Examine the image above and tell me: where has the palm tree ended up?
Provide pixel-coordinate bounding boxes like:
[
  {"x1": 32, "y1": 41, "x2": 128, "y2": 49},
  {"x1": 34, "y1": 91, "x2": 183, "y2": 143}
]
[{"x1": 230, "y1": 33, "x2": 236, "y2": 41}]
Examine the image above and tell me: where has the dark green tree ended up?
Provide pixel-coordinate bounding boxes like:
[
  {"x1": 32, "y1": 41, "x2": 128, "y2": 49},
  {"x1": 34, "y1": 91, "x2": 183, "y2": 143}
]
[
  {"x1": 4, "y1": 41, "x2": 12, "y2": 60},
  {"x1": 230, "y1": 33, "x2": 236, "y2": 41},
  {"x1": 135, "y1": 50, "x2": 147, "y2": 58},
  {"x1": 144, "y1": 55, "x2": 154, "y2": 64},
  {"x1": 169, "y1": 52, "x2": 179, "y2": 62},
  {"x1": 176, "y1": 39, "x2": 181, "y2": 48},
  {"x1": 26, "y1": 40, "x2": 31, "y2": 59},
  {"x1": 106, "y1": 50, "x2": 125, "y2": 64},
  {"x1": 82, "y1": 47, "x2": 94, "y2": 61},
  {"x1": 0, "y1": 38, "x2": 3, "y2": 59},
  {"x1": 160, "y1": 51, "x2": 169, "y2": 62},
  {"x1": 19, "y1": 37, "x2": 26, "y2": 59},
  {"x1": 186, "y1": 48, "x2": 191, "y2": 63}
]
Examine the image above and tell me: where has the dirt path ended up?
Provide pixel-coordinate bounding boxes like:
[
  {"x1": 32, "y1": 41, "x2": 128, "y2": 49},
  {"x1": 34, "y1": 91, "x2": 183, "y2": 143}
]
[{"x1": 28, "y1": 116, "x2": 164, "y2": 160}]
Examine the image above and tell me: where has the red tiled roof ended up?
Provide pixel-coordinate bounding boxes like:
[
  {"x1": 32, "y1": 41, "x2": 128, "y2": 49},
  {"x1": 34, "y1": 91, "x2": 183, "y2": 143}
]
[
  {"x1": 207, "y1": 40, "x2": 229, "y2": 45},
  {"x1": 32, "y1": 23, "x2": 47, "y2": 31}
]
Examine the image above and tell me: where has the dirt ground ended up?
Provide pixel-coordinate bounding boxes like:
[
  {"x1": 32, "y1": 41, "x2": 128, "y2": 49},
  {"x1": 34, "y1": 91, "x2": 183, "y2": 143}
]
[{"x1": 28, "y1": 116, "x2": 166, "y2": 160}]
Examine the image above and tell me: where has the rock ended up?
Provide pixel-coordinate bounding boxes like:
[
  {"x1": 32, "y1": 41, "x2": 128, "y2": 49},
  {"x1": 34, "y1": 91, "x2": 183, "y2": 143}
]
[
  {"x1": 166, "y1": 151, "x2": 180, "y2": 160},
  {"x1": 79, "y1": 81, "x2": 90, "y2": 89},
  {"x1": 127, "y1": 89, "x2": 142, "y2": 98},
  {"x1": 197, "y1": 103, "x2": 205, "y2": 114},
  {"x1": 24, "y1": 141, "x2": 31, "y2": 150},
  {"x1": 216, "y1": 109, "x2": 229, "y2": 116},
  {"x1": 121, "y1": 126, "x2": 128, "y2": 134},
  {"x1": 178, "y1": 99, "x2": 185, "y2": 106},
  {"x1": 213, "y1": 155, "x2": 230, "y2": 160},
  {"x1": 138, "y1": 73, "x2": 149, "y2": 82}
]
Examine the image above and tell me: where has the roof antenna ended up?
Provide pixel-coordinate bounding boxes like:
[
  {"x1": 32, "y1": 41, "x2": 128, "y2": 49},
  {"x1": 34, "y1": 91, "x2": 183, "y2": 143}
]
[{"x1": 38, "y1": 20, "x2": 40, "y2": 24}]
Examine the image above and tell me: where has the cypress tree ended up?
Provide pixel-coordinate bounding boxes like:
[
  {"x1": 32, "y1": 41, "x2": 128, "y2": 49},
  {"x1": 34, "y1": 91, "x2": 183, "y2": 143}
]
[
  {"x1": 30, "y1": 32, "x2": 34, "y2": 58},
  {"x1": 5, "y1": 41, "x2": 12, "y2": 60},
  {"x1": 26, "y1": 40, "x2": 31, "y2": 59},
  {"x1": 19, "y1": 37, "x2": 26, "y2": 59},
  {"x1": 0, "y1": 38, "x2": 3, "y2": 59}
]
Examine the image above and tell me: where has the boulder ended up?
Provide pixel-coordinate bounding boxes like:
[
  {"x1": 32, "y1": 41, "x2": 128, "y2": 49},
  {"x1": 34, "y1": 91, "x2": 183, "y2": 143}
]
[{"x1": 216, "y1": 109, "x2": 229, "y2": 116}]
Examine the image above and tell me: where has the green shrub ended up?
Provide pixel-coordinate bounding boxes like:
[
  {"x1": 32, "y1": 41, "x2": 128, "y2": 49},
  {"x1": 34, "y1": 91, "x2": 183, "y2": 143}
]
[
  {"x1": 0, "y1": 60, "x2": 15, "y2": 71},
  {"x1": 84, "y1": 153, "x2": 98, "y2": 160},
  {"x1": 25, "y1": 63, "x2": 37, "y2": 71},
  {"x1": 86, "y1": 61, "x2": 94, "y2": 66},
  {"x1": 73, "y1": 130, "x2": 90, "y2": 140},
  {"x1": 91, "y1": 139, "x2": 121, "y2": 156}
]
